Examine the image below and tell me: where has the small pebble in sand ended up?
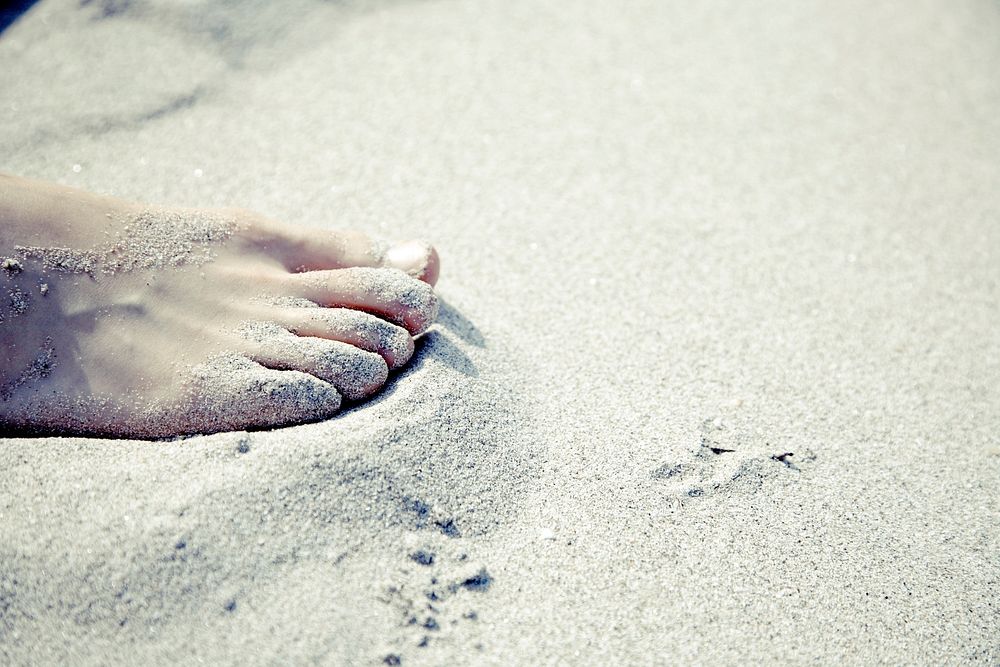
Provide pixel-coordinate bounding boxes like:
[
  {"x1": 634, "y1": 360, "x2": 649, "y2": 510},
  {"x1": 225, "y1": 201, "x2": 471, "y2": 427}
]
[
  {"x1": 38, "y1": 283, "x2": 49, "y2": 296},
  {"x1": 1, "y1": 258, "x2": 23, "y2": 274},
  {"x1": 71, "y1": 164, "x2": 81, "y2": 173},
  {"x1": 459, "y1": 569, "x2": 492, "y2": 592},
  {"x1": 410, "y1": 550, "x2": 435, "y2": 566},
  {"x1": 539, "y1": 528, "x2": 556, "y2": 541},
  {"x1": 8, "y1": 287, "x2": 30, "y2": 315}
]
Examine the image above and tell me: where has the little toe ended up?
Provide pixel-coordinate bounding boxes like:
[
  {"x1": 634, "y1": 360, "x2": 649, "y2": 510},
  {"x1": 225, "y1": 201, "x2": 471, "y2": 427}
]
[
  {"x1": 274, "y1": 307, "x2": 414, "y2": 370},
  {"x1": 248, "y1": 328, "x2": 389, "y2": 401},
  {"x1": 288, "y1": 267, "x2": 439, "y2": 336},
  {"x1": 184, "y1": 353, "x2": 343, "y2": 433}
]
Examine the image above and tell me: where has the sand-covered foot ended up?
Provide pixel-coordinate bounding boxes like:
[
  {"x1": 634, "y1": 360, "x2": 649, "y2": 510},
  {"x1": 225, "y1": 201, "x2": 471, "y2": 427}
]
[{"x1": 0, "y1": 173, "x2": 439, "y2": 438}]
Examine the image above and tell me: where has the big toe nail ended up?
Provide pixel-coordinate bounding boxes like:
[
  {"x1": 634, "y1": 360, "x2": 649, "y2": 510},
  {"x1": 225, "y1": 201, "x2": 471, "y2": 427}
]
[{"x1": 386, "y1": 240, "x2": 439, "y2": 285}]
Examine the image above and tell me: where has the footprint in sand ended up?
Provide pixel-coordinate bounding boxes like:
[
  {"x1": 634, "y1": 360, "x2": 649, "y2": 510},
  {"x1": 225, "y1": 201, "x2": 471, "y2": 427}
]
[
  {"x1": 376, "y1": 536, "x2": 494, "y2": 663},
  {"x1": 652, "y1": 416, "x2": 816, "y2": 500}
]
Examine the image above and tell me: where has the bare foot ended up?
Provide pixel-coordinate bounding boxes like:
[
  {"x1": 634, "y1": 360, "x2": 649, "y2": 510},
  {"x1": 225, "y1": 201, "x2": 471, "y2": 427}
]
[{"x1": 0, "y1": 174, "x2": 440, "y2": 438}]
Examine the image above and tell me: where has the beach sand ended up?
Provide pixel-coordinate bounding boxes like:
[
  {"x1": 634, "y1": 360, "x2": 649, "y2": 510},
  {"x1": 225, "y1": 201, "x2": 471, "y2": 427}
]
[{"x1": 1, "y1": 0, "x2": 998, "y2": 664}]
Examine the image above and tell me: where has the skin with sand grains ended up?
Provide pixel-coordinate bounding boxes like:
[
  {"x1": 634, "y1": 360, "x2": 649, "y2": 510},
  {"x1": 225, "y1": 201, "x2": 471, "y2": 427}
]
[{"x1": 0, "y1": 173, "x2": 440, "y2": 438}]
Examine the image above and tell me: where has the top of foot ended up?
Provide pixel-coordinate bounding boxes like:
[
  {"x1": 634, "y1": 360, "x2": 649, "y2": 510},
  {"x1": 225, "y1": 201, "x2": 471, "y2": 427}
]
[{"x1": 0, "y1": 174, "x2": 441, "y2": 439}]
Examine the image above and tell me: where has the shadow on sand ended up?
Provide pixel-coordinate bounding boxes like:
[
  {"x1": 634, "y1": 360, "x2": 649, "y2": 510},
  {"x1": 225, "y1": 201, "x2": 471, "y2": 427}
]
[
  {"x1": 0, "y1": 0, "x2": 37, "y2": 35},
  {"x1": 338, "y1": 299, "x2": 483, "y2": 416}
]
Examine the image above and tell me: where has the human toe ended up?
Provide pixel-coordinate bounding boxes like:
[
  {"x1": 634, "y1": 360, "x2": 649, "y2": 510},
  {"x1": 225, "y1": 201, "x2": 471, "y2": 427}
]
[
  {"x1": 385, "y1": 240, "x2": 440, "y2": 286},
  {"x1": 289, "y1": 267, "x2": 439, "y2": 336},
  {"x1": 248, "y1": 329, "x2": 390, "y2": 401},
  {"x1": 276, "y1": 307, "x2": 414, "y2": 370}
]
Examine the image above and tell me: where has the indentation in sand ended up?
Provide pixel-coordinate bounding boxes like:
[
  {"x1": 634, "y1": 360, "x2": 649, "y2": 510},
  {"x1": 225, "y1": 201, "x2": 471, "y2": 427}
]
[{"x1": 652, "y1": 416, "x2": 817, "y2": 500}]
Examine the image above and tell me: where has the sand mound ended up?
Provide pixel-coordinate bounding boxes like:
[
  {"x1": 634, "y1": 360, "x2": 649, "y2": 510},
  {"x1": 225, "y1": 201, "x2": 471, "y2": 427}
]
[{"x1": 0, "y1": 301, "x2": 540, "y2": 664}]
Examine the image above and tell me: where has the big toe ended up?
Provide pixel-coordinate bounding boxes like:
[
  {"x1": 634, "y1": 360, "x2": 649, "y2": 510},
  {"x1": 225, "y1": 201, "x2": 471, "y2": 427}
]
[
  {"x1": 242, "y1": 214, "x2": 439, "y2": 285},
  {"x1": 385, "y1": 240, "x2": 440, "y2": 286}
]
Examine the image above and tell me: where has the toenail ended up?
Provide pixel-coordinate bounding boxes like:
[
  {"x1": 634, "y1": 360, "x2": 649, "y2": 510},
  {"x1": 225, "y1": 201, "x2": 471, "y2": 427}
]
[{"x1": 386, "y1": 240, "x2": 432, "y2": 278}]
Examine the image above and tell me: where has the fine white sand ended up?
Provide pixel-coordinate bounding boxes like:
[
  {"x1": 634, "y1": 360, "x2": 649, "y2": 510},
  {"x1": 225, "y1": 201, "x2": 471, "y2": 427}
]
[{"x1": 1, "y1": 0, "x2": 998, "y2": 664}]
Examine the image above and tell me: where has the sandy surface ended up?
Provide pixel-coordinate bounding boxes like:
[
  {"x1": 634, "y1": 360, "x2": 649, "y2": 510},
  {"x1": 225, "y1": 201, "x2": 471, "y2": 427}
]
[{"x1": 1, "y1": 0, "x2": 999, "y2": 664}]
